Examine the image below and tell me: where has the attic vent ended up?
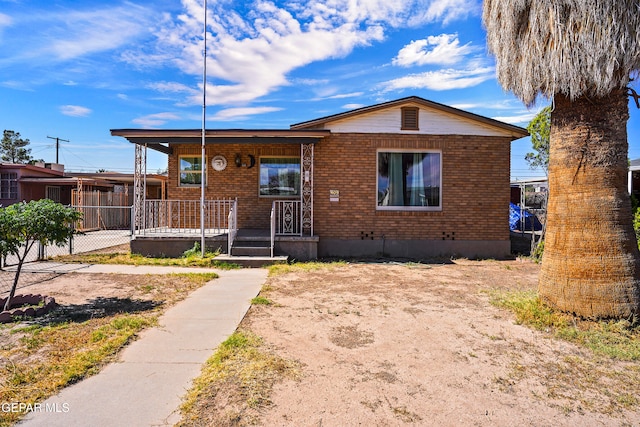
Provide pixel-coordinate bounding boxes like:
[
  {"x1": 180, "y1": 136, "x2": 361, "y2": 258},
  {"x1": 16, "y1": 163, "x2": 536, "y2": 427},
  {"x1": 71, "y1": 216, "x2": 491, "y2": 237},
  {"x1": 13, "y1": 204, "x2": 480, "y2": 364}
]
[{"x1": 401, "y1": 107, "x2": 419, "y2": 130}]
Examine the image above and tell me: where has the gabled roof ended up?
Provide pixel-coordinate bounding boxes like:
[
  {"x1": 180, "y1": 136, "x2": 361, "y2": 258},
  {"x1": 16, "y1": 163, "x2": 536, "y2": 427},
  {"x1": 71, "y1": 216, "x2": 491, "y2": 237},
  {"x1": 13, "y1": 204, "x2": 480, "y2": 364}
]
[{"x1": 290, "y1": 96, "x2": 529, "y2": 138}]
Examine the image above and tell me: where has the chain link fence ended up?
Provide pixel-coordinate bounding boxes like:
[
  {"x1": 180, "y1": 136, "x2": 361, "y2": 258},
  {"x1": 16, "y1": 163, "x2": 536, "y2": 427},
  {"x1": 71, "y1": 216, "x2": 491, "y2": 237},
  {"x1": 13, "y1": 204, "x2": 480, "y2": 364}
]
[{"x1": 1, "y1": 206, "x2": 133, "y2": 296}]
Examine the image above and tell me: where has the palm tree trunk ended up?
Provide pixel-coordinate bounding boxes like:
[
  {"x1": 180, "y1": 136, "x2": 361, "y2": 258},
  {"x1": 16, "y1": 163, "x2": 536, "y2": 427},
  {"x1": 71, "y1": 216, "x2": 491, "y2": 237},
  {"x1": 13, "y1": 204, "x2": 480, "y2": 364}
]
[{"x1": 539, "y1": 89, "x2": 640, "y2": 319}]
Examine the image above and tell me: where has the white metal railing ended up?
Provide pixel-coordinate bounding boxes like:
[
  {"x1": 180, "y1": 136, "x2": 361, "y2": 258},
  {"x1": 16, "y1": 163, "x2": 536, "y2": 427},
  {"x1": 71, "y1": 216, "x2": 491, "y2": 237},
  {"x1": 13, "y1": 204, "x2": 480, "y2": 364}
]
[
  {"x1": 136, "y1": 199, "x2": 235, "y2": 235},
  {"x1": 272, "y1": 200, "x2": 302, "y2": 235},
  {"x1": 270, "y1": 203, "x2": 276, "y2": 258},
  {"x1": 227, "y1": 199, "x2": 238, "y2": 254}
]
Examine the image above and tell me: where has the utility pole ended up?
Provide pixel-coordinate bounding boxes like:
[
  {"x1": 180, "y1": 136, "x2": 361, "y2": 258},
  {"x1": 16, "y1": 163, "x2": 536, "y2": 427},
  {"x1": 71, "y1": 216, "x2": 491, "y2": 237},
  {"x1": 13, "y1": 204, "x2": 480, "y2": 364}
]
[{"x1": 47, "y1": 136, "x2": 69, "y2": 164}]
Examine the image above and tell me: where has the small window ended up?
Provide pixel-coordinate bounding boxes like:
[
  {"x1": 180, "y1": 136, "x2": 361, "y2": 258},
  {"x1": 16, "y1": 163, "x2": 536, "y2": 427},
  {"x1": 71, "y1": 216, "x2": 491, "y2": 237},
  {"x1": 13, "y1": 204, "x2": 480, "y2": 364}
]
[
  {"x1": 0, "y1": 173, "x2": 17, "y2": 199},
  {"x1": 401, "y1": 107, "x2": 419, "y2": 130},
  {"x1": 179, "y1": 156, "x2": 205, "y2": 186},
  {"x1": 259, "y1": 157, "x2": 300, "y2": 197},
  {"x1": 377, "y1": 151, "x2": 441, "y2": 210}
]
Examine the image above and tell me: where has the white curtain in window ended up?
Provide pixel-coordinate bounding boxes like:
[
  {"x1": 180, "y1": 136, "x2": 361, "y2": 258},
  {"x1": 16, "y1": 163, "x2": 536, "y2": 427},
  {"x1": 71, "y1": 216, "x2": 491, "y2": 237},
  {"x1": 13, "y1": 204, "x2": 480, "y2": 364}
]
[{"x1": 409, "y1": 153, "x2": 425, "y2": 206}]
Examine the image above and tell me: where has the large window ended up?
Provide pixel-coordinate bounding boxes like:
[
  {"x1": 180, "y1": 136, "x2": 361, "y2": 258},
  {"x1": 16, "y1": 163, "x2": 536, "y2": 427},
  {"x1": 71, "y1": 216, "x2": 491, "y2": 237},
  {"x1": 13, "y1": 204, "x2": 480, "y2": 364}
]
[
  {"x1": 0, "y1": 173, "x2": 17, "y2": 199},
  {"x1": 259, "y1": 157, "x2": 300, "y2": 197},
  {"x1": 377, "y1": 151, "x2": 441, "y2": 210},
  {"x1": 179, "y1": 156, "x2": 204, "y2": 186}
]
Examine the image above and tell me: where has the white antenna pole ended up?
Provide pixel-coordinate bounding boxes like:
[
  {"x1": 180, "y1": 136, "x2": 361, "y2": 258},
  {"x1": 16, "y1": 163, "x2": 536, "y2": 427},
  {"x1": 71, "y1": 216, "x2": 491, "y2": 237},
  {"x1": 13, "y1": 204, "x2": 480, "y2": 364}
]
[{"x1": 200, "y1": 0, "x2": 207, "y2": 257}]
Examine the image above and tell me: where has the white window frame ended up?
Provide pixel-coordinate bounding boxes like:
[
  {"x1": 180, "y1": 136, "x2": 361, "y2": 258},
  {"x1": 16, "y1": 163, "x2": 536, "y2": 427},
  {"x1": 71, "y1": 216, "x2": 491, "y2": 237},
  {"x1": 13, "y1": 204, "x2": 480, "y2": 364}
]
[
  {"x1": 258, "y1": 156, "x2": 301, "y2": 198},
  {"x1": 376, "y1": 149, "x2": 442, "y2": 211},
  {"x1": 178, "y1": 155, "x2": 206, "y2": 187}
]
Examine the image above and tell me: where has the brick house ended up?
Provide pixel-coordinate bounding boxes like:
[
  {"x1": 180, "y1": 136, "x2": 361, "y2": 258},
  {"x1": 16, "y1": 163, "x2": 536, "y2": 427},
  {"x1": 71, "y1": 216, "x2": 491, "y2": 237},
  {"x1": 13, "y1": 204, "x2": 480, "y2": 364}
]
[{"x1": 111, "y1": 96, "x2": 528, "y2": 260}]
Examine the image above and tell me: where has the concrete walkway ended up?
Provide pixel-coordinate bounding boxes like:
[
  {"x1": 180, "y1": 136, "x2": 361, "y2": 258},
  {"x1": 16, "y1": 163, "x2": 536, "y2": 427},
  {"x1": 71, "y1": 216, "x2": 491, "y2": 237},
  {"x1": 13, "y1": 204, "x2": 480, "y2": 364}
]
[{"x1": 18, "y1": 265, "x2": 268, "y2": 427}]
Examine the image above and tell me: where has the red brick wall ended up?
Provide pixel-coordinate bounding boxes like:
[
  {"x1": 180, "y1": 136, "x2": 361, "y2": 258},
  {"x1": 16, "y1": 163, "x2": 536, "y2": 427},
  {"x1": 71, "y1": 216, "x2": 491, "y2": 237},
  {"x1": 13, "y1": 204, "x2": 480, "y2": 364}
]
[
  {"x1": 312, "y1": 133, "x2": 511, "y2": 241},
  {"x1": 167, "y1": 134, "x2": 511, "y2": 241},
  {"x1": 167, "y1": 143, "x2": 300, "y2": 229}
]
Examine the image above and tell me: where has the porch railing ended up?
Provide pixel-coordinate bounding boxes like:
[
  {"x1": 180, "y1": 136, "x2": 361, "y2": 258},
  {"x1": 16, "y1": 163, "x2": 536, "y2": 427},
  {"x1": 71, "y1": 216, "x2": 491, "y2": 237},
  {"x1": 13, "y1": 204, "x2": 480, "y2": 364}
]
[
  {"x1": 272, "y1": 200, "x2": 302, "y2": 236},
  {"x1": 137, "y1": 199, "x2": 235, "y2": 235},
  {"x1": 228, "y1": 199, "x2": 238, "y2": 255},
  {"x1": 270, "y1": 204, "x2": 275, "y2": 258}
]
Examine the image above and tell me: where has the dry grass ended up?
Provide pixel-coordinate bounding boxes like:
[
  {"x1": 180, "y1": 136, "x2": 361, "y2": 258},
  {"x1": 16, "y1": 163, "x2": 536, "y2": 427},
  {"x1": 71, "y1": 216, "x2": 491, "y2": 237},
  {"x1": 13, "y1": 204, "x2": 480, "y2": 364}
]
[
  {"x1": 51, "y1": 250, "x2": 240, "y2": 269},
  {"x1": 489, "y1": 288, "x2": 640, "y2": 415},
  {"x1": 0, "y1": 272, "x2": 217, "y2": 427},
  {"x1": 178, "y1": 330, "x2": 299, "y2": 427}
]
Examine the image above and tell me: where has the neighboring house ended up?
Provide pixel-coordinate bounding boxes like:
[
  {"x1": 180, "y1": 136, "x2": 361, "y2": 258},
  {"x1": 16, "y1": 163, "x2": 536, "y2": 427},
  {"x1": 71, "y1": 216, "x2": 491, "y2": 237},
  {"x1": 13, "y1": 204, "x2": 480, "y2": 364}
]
[
  {"x1": 510, "y1": 177, "x2": 548, "y2": 205},
  {"x1": 66, "y1": 171, "x2": 167, "y2": 202},
  {"x1": 0, "y1": 162, "x2": 71, "y2": 206},
  {"x1": 112, "y1": 96, "x2": 529, "y2": 260}
]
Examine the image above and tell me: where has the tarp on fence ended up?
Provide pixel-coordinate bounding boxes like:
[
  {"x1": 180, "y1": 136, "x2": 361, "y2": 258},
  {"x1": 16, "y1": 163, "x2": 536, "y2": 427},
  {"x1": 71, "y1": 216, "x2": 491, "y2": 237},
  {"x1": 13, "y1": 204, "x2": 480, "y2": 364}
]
[{"x1": 509, "y1": 203, "x2": 543, "y2": 231}]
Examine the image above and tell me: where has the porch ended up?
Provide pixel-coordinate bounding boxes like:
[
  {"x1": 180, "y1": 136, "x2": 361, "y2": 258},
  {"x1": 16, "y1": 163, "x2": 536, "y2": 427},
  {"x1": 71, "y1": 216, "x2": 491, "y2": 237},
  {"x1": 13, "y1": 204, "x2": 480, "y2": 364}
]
[
  {"x1": 130, "y1": 199, "x2": 318, "y2": 261},
  {"x1": 111, "y1": 128, "x2": 326, "y2": 263}
]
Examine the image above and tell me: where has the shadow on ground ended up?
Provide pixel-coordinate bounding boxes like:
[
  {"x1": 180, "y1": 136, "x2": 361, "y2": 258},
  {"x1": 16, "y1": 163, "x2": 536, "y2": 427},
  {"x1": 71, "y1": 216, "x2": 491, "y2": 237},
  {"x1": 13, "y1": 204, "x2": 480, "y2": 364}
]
[{"x1": 32, "y1": 297, "x2": 162, "y2": 325}]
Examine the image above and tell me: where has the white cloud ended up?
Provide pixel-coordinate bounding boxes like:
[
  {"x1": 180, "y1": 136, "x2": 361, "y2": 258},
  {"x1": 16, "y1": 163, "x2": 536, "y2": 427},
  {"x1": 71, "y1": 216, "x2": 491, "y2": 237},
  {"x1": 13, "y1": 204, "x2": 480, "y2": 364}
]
[
  {"x1": 210, "y1": 106, "x2": 283, "y2": 121},
  {"x1": 450, "y1": 100, "x2": 518, "y2": 110},
  {"x1": 60, "y1": 105, "x2": 92, "y2": 117},
  {"x1": 492, "y1": 113, "x2": 537, "y2": 125},
  {"x1": 293, "y1": 78, "x2": 330, "y2": 86},
  {"x1": 328, "y1": 92, "x2": 364, "y2": 99},
  {"x1": 132, "y1": 0, "x2": 479, "y2": 107},
  {"x1": 342, "y1": 103, "x2": 366, "y2": 109},
  {"x1": 311, "y1": 91, "x2": 365, "y2": 101},
  {"x1": 379, "y1": 66, "x2": 494, "y2": 92},
  {"x1": 0, "y1": 4, "x2": 159, "y2": 71},
  {"x1": 0, "y1": 80, "x2": 33, "y2": 91},
  {"x1": 409, "y1": 0, "x2": 480, "y2": 26},
  {"x1": 393, "y1": 34, "x2": 473, "y2": 67},
  {"x1": 0, "y1": 12, "x2": 12, "y2": 42},
  {"x1": 149, "y1": 81, "x2": 199, "y2": 95},
  {"x1": 132, "y1": 112, "x2": 181, "y2": 128},
  {"x1": 49, "y1": 6, "x2": 154, "y2": 61},
  {"x1": 0, "y1": 13, "x2": 12, "y2": 27}
]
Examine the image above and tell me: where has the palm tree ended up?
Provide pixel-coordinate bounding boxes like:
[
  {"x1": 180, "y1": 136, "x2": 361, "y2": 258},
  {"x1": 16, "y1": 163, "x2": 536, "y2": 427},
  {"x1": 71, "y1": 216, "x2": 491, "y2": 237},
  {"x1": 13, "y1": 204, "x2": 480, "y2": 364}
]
[{"x1": 483, "y1": 1, "x2": 640, "y2": 319}]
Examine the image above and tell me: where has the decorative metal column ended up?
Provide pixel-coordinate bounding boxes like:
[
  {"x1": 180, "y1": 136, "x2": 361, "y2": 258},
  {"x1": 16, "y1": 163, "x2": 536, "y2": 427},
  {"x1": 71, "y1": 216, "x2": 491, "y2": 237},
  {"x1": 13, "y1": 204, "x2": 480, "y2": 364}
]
[
  {"x1": 301, "y1": 143, "x2": 314, "y2": 236},
  {"x1": 133, "y1": 143, "x2": 146, "y2": 233}
]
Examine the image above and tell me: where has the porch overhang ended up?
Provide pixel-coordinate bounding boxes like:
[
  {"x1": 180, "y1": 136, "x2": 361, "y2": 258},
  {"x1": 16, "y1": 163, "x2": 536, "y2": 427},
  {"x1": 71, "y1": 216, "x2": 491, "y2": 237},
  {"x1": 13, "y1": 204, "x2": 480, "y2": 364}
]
[{"x1": 110, "y1": 129, "x2": 331, "y2": 154}]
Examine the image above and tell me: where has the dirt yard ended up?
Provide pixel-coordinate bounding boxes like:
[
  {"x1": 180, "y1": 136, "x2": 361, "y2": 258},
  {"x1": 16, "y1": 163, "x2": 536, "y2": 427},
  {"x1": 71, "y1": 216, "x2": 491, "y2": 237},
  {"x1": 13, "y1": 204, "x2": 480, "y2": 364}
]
[
  {"x1": 239, "y1": 259, "x2": 640, "y2": 427},
  {"x1": 3, "y1": 259, "x2": 639, "y2": 426}
]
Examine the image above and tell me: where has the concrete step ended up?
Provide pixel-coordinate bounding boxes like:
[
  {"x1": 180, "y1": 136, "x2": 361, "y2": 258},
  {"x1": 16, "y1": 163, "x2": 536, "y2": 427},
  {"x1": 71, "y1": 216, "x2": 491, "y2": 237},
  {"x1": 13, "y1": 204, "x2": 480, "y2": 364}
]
[
  {"x1": 231, "y1": 245, "x2": 271, "y2": 257},
  {"x1": 214, "y1": 254, "x2": 288, "y2": 268}
]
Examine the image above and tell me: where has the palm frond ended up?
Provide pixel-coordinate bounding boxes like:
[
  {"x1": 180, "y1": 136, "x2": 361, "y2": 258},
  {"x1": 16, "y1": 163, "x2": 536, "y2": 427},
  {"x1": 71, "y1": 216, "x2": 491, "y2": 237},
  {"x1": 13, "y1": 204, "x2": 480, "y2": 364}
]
[{"x1": 483, "y1": 0, "x2": 640, "y2": 106}]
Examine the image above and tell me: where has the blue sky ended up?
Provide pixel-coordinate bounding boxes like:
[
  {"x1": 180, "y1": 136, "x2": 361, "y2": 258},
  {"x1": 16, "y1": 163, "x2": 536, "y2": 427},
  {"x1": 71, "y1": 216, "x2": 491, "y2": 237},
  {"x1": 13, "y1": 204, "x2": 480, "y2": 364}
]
[{"x1": 2, "y1": 0, "x2": 640, "y2": 180}]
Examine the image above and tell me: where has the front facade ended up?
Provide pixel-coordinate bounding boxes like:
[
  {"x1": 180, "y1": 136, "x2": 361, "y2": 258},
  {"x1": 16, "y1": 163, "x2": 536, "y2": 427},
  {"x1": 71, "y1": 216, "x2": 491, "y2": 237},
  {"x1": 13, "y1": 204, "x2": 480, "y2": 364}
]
[{"x1": 112, "y1": 96, "x2": 528, "y2": 260}]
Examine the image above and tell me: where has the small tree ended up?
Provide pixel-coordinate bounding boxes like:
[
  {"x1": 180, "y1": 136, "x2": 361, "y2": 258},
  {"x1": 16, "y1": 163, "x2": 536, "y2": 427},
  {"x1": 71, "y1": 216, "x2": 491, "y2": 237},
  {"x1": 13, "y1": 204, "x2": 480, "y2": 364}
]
[
  {"x1": 524, "y1": 106, "x2": 551, "y2": 256},
  {"x1": 0, "y1": 199, "x2": 81, "y2": 311},
  {"x1": 1, "y1": 130, "x2": 33, "y2": 164},
  {"x1": 525, "y1": 106, "x2": 551, "y2": 175}
]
